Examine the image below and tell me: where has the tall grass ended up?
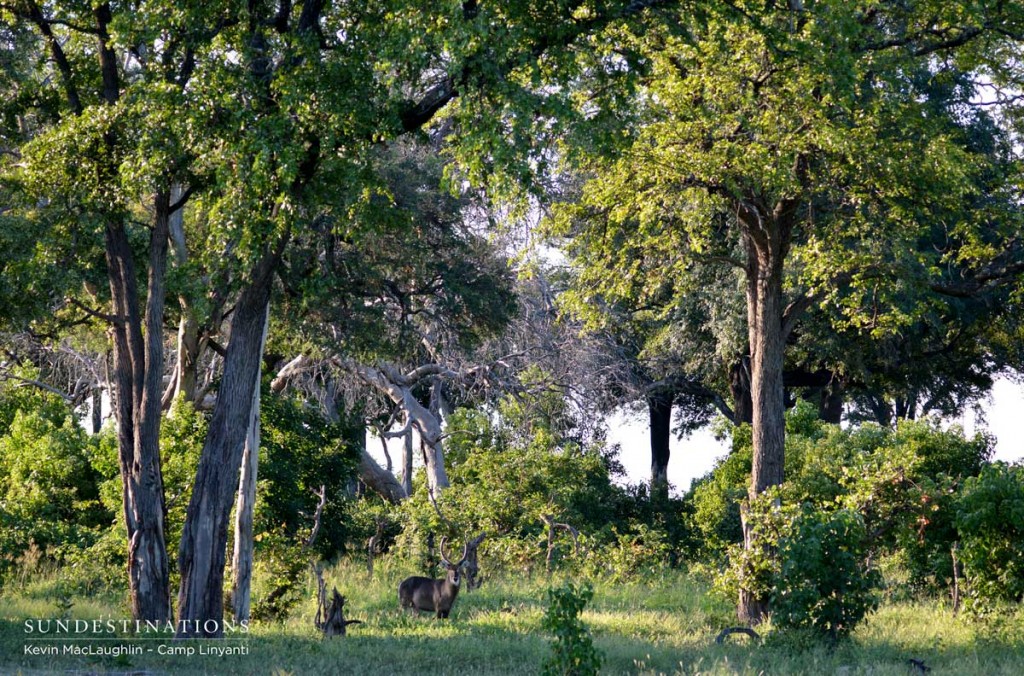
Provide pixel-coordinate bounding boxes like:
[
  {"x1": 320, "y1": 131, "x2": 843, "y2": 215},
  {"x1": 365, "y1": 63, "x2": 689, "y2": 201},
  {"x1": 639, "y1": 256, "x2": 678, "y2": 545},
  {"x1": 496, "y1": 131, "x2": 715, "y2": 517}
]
[{"x1": 0, "y1": 559, "x2": 1022, "y2": 675}]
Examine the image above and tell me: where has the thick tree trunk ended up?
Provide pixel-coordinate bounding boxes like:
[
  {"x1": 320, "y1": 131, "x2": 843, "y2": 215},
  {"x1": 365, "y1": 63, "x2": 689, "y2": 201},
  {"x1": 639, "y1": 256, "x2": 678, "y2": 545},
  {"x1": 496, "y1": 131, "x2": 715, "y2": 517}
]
[
  {"x1": 358, "y1": 449, "x2": 408, "y2": 503},
  {"x1": 648, "y1": 391, "x2": 672, "y2": 498},
  {"x1": 421, "y1": 436, "x2": 450, "y2": 494},
  {"x1": 737, "y1": 214, "x2": 790, "y2": 626},
  {"x1": 176, "y1": 249, "x2": 278, "y2": 638},
  {"x1": 426, "y1": 378, "x2": 450, "y2": 491},
  {"x1": 231, "y1": 304, "x2": 269, "y2": 623},
  {"x1": 104, "y1": 192, "x2": 173, "y2": 622}
]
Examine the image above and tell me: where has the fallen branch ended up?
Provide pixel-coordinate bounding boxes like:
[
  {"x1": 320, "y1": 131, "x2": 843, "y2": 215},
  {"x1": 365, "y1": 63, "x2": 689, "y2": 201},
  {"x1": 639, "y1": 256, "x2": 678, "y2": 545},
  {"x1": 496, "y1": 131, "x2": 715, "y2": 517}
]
[{"x1": 715, "y1": 627, "x2": 760, "y2": 644}]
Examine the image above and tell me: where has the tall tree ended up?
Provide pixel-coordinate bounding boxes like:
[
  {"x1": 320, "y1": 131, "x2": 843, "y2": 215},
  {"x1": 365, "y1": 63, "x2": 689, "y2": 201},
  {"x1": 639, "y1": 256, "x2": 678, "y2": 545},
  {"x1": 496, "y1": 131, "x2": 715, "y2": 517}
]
[
  {"x1": 0, "y1": 0, "x2": 218, "y2": 621},
  {"x1": 548, "y1": 3, "x2": 1024, "y2": 621}
]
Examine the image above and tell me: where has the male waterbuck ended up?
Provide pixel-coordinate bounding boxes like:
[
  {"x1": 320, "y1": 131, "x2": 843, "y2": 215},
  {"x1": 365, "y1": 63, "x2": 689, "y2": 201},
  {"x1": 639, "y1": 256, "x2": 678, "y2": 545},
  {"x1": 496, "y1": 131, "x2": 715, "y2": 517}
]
[{"x1": 398, "y1": 537, "x2": 468, "y2": 619}]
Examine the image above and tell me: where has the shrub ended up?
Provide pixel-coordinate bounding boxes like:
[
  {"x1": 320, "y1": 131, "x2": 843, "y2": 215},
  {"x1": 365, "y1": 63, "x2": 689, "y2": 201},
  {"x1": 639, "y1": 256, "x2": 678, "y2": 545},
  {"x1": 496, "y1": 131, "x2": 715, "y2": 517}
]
[
  {"x1": 717, "y1": 494, "x2": 880, "y2": 640},
  {"x1": 690, "y1": 402, "x2": 990, "y2": 595},
  {"x1": 772, "y1": 505, "x2": 880, "y2": 639},
  {"x1": 0, "y1": 408, "x2": 110, "y2": 582},
  {"x1": 954, "y1": 462, "x2": 1024, "y2": 611},
  {"x1": 541, "y1": 582, "x2": 603, "y2": 676}
]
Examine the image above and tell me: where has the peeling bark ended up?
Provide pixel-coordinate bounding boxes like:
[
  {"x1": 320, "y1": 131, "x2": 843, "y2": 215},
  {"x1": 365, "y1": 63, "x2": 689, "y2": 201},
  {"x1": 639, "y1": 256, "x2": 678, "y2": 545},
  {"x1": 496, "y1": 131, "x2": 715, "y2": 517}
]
[
  {"x1": 230, "y1": 303, "x2": 269, "y2": 623},
  {"x1": 104, "y1": 190, "x2": 173, "y2": 622},
  {"x1": 737, "y1": 199, "x2": 796, "y2": 625}
]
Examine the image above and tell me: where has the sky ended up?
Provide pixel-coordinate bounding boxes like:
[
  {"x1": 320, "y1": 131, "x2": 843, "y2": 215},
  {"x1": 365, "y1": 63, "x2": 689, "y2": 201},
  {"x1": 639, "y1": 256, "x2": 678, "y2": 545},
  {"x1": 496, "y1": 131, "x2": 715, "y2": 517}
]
[{"x1": 607, "y1": 376, "x2": 1024, "y2": 496}]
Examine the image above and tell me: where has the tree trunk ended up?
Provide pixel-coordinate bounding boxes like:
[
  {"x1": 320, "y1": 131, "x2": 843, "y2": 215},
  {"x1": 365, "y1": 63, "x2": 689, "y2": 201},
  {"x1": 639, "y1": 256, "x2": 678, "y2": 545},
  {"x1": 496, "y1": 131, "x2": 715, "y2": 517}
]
[
  {"x1": 104, "y1": 192, "x2": 173, "y2": 622},
  {"x1": 737, "y1": 214, "x2": 790, "y2": 625},
  {"x1": 351, "y1": 364, "x2": 450, "y2": 493},
  {"x1": 176, "y1": 248, "x2": 278, "y2": 638},
  {"x1": 729, "y1": 358, "x2": 753, "y2": 425},
  {"x1": 648, "y1": 391, "x2": 672, "y2": 498},
  {"x1": 400, "y1": 424, "x2": 414, "y2": 497},
  {"x1": 818, "y1": 381, "x2": 844, "y2": 424},
  {"x1": 91, "y1": 386, "x2": 103, "y2": 434},
  {"x1": 164, "y1": 184, "x2": 201, "y2": 408},
  {"x1": 420, "y1": 437, "x2": 450, "y2": 493},
  {"x1": 230, "y1": 303, "x2": 269, "y2": 623},
  {"x1": 358, "y1": 449, "x2": 408, "y2": 503},
  {"x1": 426, "y1": 378, "x2": 450, "y2": 491}
]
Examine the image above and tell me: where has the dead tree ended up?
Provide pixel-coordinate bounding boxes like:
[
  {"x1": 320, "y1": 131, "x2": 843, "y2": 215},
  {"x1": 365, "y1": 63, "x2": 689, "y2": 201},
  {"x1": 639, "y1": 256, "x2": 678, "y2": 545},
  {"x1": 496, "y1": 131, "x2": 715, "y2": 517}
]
[
  {"x1": 541, "y1": 515, "x2": 580, "y2": 573},
  {"x1": 313, "y1": 569, "x2": 362, "y2": 637},
  {"x1": 463, "y1": 533, "x2": 487, "y2": 591}
]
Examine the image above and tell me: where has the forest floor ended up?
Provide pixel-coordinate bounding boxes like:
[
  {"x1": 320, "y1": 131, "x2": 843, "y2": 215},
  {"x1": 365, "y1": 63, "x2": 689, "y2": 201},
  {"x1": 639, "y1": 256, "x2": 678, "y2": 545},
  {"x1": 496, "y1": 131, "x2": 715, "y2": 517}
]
[{"x1": 0, "y1": 562, "x2": 1022, "y2": 675}]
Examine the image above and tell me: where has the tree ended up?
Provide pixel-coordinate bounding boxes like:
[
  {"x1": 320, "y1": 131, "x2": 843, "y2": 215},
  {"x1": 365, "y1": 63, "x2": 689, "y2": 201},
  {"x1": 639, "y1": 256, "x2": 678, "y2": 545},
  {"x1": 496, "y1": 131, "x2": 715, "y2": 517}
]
[
  {"x1": 548, "y1": 3, "x2": 1024, "y2": 621},
  {"x1": 0, "y1": 0, "x2": 218, "y2": 621}
]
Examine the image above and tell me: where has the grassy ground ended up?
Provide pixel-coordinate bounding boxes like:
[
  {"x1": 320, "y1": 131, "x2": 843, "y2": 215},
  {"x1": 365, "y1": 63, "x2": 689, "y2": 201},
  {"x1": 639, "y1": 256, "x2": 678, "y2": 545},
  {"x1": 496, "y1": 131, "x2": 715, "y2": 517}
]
[{"x1": 0, "y1": 561, "x2": 1022, "y2": 675}]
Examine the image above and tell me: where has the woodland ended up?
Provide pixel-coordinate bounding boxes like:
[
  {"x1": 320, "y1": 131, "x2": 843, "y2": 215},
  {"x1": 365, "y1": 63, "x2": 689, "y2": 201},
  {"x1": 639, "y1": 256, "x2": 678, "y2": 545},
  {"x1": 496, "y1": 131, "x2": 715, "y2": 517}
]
[{"x1": 2, "y1": 1, "x2": 1024, "y2": 674}]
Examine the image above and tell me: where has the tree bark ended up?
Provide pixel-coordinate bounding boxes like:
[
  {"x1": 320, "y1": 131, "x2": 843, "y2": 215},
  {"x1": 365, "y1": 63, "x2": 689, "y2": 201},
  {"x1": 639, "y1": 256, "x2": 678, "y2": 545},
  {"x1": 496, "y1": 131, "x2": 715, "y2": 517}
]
[
  {"x1": 230, "y1": 302, "x2": 269, "y2": 623},
  {"x1": 648, "y1": 391, "x2": 672, "y2": 499},
  {"x1": 91, "y1": 386, "x2": 103, "y2": 434},
  {"x1": 818, "y1": 382, "x2": 844, "y2": 424},
  {"x1": 400, "y1": 423, "x2": 414, "y2": 497},
  {"x1": 104, "y1": 192, "x2": 173, "y2": 622},
  {"x1": 176, "y1": 247, "x2": 279, "y2": 638},
  {"x1": 358, "y1": 449, "x2": 408, "y2": 504},
  {"x1": 729, "y1": 358, "x2": 753, "y2": 425},
  {"x1": 737, "y1": 207, "x2": 792, "y2": 625},
  {"x1": 349, "y1": 363, "x2": 450, "y2": 493},
  {"x1": 165, "y1": 183, "x2": 203, "y2": 408}
]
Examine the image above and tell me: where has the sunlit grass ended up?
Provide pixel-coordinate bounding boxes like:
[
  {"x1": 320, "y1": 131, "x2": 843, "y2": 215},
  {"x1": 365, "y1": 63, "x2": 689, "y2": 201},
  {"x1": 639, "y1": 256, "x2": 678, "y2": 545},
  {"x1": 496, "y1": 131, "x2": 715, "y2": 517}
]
[{"x1": 0, "y1": 559, "x2": 1021, "y2": 674}]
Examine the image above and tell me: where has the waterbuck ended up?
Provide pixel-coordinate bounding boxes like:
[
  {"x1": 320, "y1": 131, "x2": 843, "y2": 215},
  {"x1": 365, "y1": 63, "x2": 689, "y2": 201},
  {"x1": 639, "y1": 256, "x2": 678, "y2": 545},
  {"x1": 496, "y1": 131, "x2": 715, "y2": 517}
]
[{"x1": 398, "y1": 537, "x2": 468, "y2": 619}]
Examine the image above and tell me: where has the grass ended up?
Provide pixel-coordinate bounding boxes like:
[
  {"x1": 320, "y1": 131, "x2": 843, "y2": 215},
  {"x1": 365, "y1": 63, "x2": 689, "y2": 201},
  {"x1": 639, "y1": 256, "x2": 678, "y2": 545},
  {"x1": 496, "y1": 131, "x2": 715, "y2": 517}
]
[{"x1": 0, "y1": 561, "x2": 1022, "y2": 675}]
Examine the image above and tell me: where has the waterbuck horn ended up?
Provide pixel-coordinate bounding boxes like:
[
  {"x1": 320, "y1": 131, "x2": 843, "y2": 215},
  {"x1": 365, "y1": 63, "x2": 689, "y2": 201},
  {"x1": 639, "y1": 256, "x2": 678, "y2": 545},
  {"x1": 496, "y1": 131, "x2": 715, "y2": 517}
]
[
  {"x1": 458, "y1": 541, "x2": 469, "y2": 566},
  {"x1": 439, "y1": 536, "x2": 453, "y2": 566}
]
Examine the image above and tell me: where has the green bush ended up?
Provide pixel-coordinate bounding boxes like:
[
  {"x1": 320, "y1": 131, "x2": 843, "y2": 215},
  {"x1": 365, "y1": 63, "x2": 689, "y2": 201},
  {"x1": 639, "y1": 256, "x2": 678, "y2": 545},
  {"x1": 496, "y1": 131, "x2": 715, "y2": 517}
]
[
  {"x1": 0, "y1": 407, "x2": 110, "y2": 582},
  {"x1": 717, "y1": 493, "x2": 880, "y2": 640},
  {"x1": 772, "y1": 505, "x2": 880, "y2": 639},
  {"x1": 389, "y1": 401, "x2": 679, "y2": 580},
  {"x1": 689, "y1": 401, "x2": 990, "y2": 595},
  {"x1": 955, "y1": 462, "x2": 1024, "y2": 611},
  {"x1": 255, "y1": 390, "x2": 360, "y2": 561},
  {"x1": 541, "y1": 582, "x2": 603, "y2": 676}
]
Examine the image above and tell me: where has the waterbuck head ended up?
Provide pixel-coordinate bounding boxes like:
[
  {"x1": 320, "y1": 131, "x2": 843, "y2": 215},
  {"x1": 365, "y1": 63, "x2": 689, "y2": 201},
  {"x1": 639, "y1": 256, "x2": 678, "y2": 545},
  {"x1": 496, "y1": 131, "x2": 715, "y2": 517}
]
[{"x1": 439, "y1": 536, "x2": 469, "y2": 588}]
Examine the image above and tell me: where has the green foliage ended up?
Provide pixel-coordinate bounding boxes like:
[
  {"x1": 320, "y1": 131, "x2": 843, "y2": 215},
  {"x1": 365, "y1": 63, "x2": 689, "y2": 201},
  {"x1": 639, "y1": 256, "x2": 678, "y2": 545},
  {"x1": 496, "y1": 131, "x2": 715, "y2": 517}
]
[
  {"x1": 686, "y1": 423, "x2": 751, "y2": 557},
  {"x1": 0, "y1": 372, "x2": 73, "y2": 435},
  {"x1": 0, "y1": 405, "x2": 110, "y2": 582},
  {"x1": 692, "y1": 402, "x2": 990, "y2": 596},
  {"x1": 954, "y1": 463, "x2": 1024, "y2": 611},
  {"x1": 159, "y1": 399, "x2": 207, "y2": 563},
  {"x1": 575, "y1": 524, "x2": 670, "y2": 585},
  {"x1": 717, "y1": 493, "x2": 880, "y2": 641},
  {"x1": 541, "y1": 582, "x2": 603, "y2": 676},
  {"x1": 248, "y1": 390, "x2": 360, "y2": 621},
  {"x1": 773, "y1": 505, "x2": 881, "y2": 640},
  {"x1": 392, "y1": 397, "x2": 677, "y2": 580},
  {"x1": 255, "y1": 390, "x2": 360, "y2": 560},
  {"x1": 56, "y1": 527, "x2": 127, "y2": 597},
  {"x1": 250, "y1": 526, "x2": 311, "y2": 624}
]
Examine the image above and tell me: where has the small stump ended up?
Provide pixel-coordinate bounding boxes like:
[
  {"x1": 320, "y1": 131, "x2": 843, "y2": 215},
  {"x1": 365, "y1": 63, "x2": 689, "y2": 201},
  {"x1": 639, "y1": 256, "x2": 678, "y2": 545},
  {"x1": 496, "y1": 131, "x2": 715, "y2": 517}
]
[{"x1": 316, "y1": 585, "x2": 362, "y2": 637}]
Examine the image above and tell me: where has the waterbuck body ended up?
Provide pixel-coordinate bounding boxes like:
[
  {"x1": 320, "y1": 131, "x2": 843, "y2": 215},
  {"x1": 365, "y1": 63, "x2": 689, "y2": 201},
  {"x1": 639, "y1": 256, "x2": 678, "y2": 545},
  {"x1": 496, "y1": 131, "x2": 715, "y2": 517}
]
[{"x1": 398, "y1": 537, "x2": 468, "y2": 619}]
